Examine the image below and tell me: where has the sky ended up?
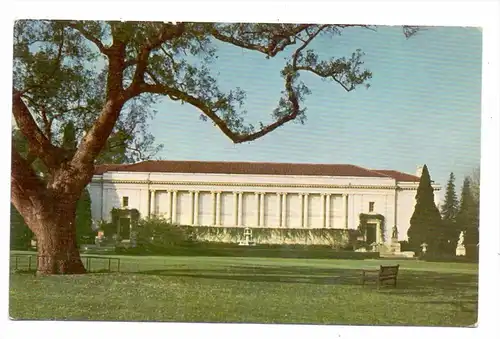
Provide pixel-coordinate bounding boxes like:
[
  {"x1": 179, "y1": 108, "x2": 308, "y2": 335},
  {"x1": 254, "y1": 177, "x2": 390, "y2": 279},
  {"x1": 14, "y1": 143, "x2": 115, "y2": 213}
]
[{"x1": 147, "y1": 25, "x2": 482, "y2": 203}]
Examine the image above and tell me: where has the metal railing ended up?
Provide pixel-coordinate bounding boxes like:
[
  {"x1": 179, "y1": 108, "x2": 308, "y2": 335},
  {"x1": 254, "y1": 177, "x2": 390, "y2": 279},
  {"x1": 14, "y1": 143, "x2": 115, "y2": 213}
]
[{"x1": 10, "y1": 253, "x2": 121, "y2": 273}]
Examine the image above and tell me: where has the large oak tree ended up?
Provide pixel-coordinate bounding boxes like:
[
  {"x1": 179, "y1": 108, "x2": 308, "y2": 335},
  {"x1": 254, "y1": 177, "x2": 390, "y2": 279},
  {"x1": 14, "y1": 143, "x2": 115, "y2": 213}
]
[{"x1": 12, "y1": 21, "x2": 418, "y2": 275}]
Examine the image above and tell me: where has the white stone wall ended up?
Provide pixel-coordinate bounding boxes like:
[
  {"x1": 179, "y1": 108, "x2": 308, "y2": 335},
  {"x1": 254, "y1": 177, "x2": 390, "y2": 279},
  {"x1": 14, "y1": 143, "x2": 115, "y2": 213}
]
[
  {"x1": 89, "y1": 170, "x2": 441, "y2": 245},
  {"x1": 89, "y1": 180, "x2": 103, "y2": 221}
]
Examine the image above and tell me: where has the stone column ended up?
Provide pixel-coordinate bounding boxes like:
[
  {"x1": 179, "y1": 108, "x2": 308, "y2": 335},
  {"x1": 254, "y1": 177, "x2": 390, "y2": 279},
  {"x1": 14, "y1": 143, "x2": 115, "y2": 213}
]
[
  {"x1": 303, "y1": 194, "x2": 309, "y2": 228},
  {"x1": 299, "y1": 194, "x2": 304, "y2": 228},
  {"x1": 211, "y1": 191, "x2": 217, "y2": 226},
  {"x1": 394, "y1": 188, "x2": 398, "y2": 239},
  {"x1": 233, "y1": 192, "x2": 238, "y2": 226},
  {"x1": 343, "y1": 194, "x2": 348, "y2": 229},
  {"x1": 166, "y1": 190, "x2": 172, "y2": 222},
  {"x1": 376, "y1": 220, "x2": 381, "y2": 243},
  {"x1": 238, "y1": 192, "x2": 243, "y2": 226},
  {"x1": 189, "y1": 191, "x2": 195, "y2": 225},
  {"x1": 194, "y1": 191, "x2": 199, "y2": 226},
  {"x1": 216, "y1": 192, "x2": 221, "y2": 226},
  {"x1": 320, "y1": 193, "x2": 326, "y2": 228},
  {"x1": 255, "y1": 192, "x2": 260, "y2": 226},
  {"x1": 150, "y1": 189, "x2": 156, "y2": 216},
  {"x1": 171, "y1": 190, "x2": 177, "y2": 223},
  {"x1": 326, "y1": 194, "x2": 331, "y2": 228},
  {"x1": 259, "y1": 193, "x2": 265, "y2": 227},
  {"x1": 281, "y1": 193, "x2": 287, "y2": 228},
  {"x1": 276, "y1": 193, "x2": 282, "y2": 227}
]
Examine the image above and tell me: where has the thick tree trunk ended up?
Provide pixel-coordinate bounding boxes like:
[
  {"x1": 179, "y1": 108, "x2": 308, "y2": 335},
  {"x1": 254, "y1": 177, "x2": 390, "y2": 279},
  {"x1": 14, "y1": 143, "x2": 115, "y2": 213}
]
[{"x1": 30, "y1": 200, "x2": 86, "y2": 275}]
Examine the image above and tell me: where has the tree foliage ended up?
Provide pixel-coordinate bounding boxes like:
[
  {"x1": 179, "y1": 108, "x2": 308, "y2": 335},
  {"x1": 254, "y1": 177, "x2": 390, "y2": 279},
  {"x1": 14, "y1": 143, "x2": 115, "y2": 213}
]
[
  {"x1": 441, "y1": 172, "x2": 459, "y2": 222},
  {"x1": 13, "y1": 20, "x2": 163, "y2": 169},
  {"x1": 440, "y1": 172, "x2": 460, "y2": 253},
  {"x1": 407, "y1": 164, "x2": 443, "y2": 254}
]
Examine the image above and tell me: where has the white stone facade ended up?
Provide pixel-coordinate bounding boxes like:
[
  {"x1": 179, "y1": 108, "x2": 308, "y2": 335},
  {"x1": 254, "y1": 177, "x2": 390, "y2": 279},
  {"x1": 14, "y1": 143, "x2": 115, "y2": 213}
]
[{"x1": 88, "y1": 161, "x2": 441, "y2": 245}]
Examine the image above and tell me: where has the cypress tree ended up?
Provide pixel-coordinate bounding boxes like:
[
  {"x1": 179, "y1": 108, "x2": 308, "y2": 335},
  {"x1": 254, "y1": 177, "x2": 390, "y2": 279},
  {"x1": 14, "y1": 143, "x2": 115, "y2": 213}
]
[
  {"x1": 407, "y1": 164, "x2": 443, "y2": 254},
  {"x1": 75, "y1": 188, "x2": 94, "y2": 245},
  {"x1": 440, "y1": 172, "x2": 460, "y2": 254}
]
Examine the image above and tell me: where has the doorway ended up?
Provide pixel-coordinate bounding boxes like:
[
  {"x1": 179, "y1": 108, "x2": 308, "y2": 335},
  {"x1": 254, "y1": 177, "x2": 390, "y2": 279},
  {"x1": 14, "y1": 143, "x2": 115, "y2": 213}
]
[
  {"x1": 366, "y1": 223, "x2": 377, "y2": 244},
  {"x1": 119, "y1": 218, "x2": 131, "y2": 240}
]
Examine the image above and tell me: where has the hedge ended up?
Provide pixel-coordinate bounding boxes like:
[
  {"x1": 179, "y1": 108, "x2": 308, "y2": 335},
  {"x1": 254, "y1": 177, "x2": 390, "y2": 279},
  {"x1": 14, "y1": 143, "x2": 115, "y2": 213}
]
[
  {"x1": 181, "y1": 226, "x2": 358, "y2": 248},
  {"x1": 116, "y1": 242, "x2": 380, "y2": 260}
]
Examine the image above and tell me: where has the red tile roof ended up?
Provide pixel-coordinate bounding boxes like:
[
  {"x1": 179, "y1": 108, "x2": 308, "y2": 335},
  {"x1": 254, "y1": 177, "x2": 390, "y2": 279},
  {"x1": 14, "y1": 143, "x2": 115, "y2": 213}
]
[
  {"x1": 94, "y1": 160, "x2": 420, "y2": 182},
  {"x1": 372, "y1": 169, "x2": 420, "y2": 182},
  {"x1": 94, "y1": 163, "x2": 130, "y2": 175}
]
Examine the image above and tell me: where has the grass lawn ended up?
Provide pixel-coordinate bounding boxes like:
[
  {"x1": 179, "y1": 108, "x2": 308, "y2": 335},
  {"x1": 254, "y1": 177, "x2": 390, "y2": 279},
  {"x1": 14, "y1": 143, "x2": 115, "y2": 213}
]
[{"x1": 9, "y1": 252, "x2": 478, "y2": 326}]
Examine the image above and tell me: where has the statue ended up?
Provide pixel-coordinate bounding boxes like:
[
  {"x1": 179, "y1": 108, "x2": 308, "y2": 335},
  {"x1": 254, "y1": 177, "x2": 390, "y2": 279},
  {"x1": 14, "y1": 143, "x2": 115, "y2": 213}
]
[
  {"x1": 456, "y1": 231, "x2": 466, "y2": 256},
  {"x1": 389, "y1": 225, "x2": 401, "y2": 254},
  {"x1": 391, "y1": 225, "x2": 399, "y2": 240},
  {"x1": 420, "y1": 242, "x2": 428, "y2": 255},
  {"x1": 239, "y1": 227, "x2": 256, "y2": 246},
  {"x1": 458, "y1": 231, "x2": 465, "y2": 246}
]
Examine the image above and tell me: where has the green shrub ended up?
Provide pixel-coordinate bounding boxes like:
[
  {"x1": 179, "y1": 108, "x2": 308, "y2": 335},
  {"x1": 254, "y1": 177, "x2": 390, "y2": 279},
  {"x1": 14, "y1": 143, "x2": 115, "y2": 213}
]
[
  {"x1": 399, "y1": 240, "x2": 411, "y2": 251},
  {"x1": 76, "y1": 188, "x2": 96, "y2": 245},
  {"x1": 134, "y1": 217, "x2": 190, "y2": 252},
  {"x1": 177, "y1": 226, "x2": 357, "y2": 248}
]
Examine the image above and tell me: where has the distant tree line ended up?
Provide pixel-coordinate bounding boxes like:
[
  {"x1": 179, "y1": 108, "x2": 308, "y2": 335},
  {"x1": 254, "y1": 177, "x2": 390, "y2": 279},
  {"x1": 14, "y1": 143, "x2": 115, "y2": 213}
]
[{"x1": 407, "y1": 164, "x2": 479, "y2": 259}]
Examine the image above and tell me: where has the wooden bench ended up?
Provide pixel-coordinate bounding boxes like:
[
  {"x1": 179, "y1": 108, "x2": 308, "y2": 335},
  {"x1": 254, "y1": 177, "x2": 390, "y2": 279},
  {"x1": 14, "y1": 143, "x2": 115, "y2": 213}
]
[{"x1": 361, "y1": 264, "x2": 399, "y2": 288}]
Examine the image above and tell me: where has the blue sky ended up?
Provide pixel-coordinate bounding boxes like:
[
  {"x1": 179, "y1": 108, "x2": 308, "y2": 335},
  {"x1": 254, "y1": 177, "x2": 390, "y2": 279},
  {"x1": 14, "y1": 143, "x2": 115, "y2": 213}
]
[{"x1": 148, "y1": 25, "x2": 482, "y2": 203}]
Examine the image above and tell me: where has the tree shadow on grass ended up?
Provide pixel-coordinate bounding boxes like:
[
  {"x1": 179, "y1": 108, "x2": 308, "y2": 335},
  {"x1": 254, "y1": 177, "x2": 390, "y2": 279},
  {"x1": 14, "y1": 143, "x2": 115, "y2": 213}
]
[
  {"x1": 413, "y1": 299, "x2": 478, "y2": 314},
  {"x1": 137, "y1": 264, "x2": 478, "y2": 297}
]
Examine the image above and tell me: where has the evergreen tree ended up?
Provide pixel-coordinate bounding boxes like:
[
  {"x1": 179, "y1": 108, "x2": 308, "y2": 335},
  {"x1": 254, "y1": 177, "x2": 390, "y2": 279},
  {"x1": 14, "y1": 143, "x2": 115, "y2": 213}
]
[
  {"x1": 10, "y1": 203, "x2": 33, "y2": 250},
  {"x1": 440, "y1": 172, "x2": 460, "y2": 254},
  {"x1": 75, "y1": 188, "x2": 95, "y2": 245},
  {"x1": 457, "y1": 176, "x2": 479, "y2": 258},
  {"x1": 407, "y1": 164, "x2": 443, "y2": 254}
]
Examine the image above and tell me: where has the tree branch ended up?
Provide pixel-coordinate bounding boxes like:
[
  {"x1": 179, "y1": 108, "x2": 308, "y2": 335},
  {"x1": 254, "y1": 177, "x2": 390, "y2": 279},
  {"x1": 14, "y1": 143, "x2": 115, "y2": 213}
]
[
  {"x1": 295, "y1": 65, "x2": 354, "y2": 92},
  {"x1": 11, "y1": 145, "x2": 46, "y2": 230},
  {"x1": 40, "y1": 106, "x2": 53, "y2": 141},
  {"x1": 12, "y1": 89, "x2": 63, "y2": 168},
  {"x1": 67, "y1": 21, "x2": 109, "y2": 55},
  {"x1": 125, "y1": 23, "x2": 186, "y2": 98},
  {"x1": 211, "y1": 24, "x2": 312, "y2": 58},
  {"x1": 71, "y1": 37, "x2": 128, "y2": 169},
  {"x1": 135, "y1": 26, "x2": 334, "y2": 144}
]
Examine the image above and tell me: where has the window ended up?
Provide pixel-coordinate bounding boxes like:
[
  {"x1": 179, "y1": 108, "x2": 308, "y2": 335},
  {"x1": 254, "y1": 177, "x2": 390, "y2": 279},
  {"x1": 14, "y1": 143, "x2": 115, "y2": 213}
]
[
  {"x1": 122, "y1": 196, "x2": 129, "y2": 207},
  {"x1": 369, "y1": 201, "x2": 375, "y2": 212}
]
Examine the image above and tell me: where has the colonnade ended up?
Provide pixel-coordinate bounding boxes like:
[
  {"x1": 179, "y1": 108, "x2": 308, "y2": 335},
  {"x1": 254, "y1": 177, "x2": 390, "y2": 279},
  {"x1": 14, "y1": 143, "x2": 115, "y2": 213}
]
[{"x1": 149, "y1": 189, "x2": 349, "y2": 228}]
